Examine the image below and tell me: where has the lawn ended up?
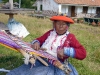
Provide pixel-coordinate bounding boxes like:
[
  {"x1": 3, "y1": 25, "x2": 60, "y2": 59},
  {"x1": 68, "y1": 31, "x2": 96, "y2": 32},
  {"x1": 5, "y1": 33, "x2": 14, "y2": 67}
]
[{"x1": 0, "y1": 13, "x2": 100, "y2": 75}]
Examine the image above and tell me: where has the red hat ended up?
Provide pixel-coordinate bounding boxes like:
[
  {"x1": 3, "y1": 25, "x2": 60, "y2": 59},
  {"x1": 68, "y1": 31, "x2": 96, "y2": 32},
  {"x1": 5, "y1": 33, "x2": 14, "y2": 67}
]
[{"x1": 50, "y1": 16, "x2": 74, "y2": 24}]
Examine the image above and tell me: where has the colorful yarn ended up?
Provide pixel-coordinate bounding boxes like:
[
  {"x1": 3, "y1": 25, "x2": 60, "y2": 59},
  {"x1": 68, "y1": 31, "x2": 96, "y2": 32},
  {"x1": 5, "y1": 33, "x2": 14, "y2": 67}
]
[
  {"x1": 0, "y1": 31, "x2": 57, "y2": 60},
  {"x1": 0, "y1": 42, "x2": 18, "y2": 52}
]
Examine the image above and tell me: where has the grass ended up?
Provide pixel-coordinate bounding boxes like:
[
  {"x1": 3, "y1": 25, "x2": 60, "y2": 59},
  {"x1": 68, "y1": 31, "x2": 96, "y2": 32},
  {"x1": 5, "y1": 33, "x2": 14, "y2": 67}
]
[{"x1": 0, "y1": 13, "x2": 100, "y2": 75}]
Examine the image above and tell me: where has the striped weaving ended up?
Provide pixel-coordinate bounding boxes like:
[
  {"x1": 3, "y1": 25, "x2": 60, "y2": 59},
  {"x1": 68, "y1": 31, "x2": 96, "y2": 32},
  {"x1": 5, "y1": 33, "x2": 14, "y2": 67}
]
[{"x1": 0, "y1": 31, "x2": 57, "y2": 60}]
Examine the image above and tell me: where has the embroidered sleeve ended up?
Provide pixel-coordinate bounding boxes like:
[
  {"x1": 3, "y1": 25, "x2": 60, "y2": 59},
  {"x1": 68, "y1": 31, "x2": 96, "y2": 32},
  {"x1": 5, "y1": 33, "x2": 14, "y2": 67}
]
[
  {"x1": 64, "y1": 47, "x2": 75, "y2": 58},
  {"x1": 31, "y1": 40, "x2": 40, "y2": 44},
  {"x1": 67, "y1": 34, "x2": 86, "y2": 60}
]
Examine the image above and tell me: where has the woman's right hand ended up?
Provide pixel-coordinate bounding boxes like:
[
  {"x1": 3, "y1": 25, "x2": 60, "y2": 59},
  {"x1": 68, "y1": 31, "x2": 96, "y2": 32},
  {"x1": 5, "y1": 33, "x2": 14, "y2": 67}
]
[{"x1": 31, "y1": 42, "x2": 40, "y2": 50}]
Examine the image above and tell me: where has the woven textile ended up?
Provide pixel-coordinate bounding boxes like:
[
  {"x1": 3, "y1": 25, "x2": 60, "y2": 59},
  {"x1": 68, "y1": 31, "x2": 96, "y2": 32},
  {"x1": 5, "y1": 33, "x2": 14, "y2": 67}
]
[{"x1": 0, "y1": 31, "x2": 57, "y2": 60}]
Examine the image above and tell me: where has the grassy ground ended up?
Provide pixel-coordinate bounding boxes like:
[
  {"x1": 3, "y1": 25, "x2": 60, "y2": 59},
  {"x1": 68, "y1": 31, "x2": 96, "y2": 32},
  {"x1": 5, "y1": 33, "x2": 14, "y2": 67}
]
[{"x1": 0, "y1": 13, "x2": 100, "y2": 75}]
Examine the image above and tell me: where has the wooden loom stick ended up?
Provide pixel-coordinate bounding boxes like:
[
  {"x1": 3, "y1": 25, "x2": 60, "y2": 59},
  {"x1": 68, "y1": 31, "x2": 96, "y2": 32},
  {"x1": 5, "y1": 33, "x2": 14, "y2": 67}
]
[
  {"x1": 3, "y1": 31, "x2": 48, "y2": 66},
  {"x1": 19, "y1": 49, "x2": 48, "y2": 66},
  {"x1": 0, "y1": 42, "x2": 18, "y2": 52}
]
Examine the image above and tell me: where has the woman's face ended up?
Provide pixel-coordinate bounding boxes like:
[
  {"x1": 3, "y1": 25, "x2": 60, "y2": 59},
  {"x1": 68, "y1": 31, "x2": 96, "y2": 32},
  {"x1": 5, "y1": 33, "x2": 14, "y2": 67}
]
[{"x1": 54, "y1": 21, "x2": 68, "y2": 35}]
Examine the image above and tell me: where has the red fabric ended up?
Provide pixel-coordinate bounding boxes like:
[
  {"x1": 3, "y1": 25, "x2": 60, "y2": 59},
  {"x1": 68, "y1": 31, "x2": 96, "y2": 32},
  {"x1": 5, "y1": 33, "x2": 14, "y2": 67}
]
[
  {"x1": 50, "y1": 16, "x2": 74, "y2": 24},
  {"x1": 63, "y1": 34, "x2": 86, "y2": 60},
  {"x1": 35, "y1": 30, "x2": 86, "y2": 61},
  {"x1": 36, "y1": 30, "x2": 52, "y2": 46}
]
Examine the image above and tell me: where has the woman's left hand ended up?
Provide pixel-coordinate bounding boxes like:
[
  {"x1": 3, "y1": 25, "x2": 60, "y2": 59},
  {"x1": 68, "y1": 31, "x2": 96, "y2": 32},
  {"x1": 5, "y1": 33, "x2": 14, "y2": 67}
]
[
  {"x1": 53, "y1": 60, "x2": 62, "y2": 67},
  {"x1": 57, "y1": 48, "x2": 64, "y2": 59}
]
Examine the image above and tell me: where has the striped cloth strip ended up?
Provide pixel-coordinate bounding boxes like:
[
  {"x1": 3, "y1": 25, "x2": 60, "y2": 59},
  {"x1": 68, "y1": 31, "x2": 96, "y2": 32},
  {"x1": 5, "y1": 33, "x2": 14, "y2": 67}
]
[{"x1": 0, "y1": 31, "x2": 57, "y2": 60}]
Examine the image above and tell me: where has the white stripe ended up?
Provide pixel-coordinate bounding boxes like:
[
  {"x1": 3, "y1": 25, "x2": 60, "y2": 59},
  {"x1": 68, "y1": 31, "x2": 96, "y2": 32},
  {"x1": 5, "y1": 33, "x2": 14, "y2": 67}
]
[{"x1": 70, "y1": 48, "x2": 74, "y2": 57}]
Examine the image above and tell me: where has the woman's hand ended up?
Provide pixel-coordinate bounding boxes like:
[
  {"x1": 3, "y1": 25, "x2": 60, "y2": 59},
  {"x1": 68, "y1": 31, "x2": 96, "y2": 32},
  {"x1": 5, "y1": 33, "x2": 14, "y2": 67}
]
[
  {"x1": 57, "y1": 48, "x2": 64, "y2": 59},
  {"x1": 53, "y1": 60, "x2": 62, "y2": 67},
  {"x1": 31, "y1": 42, "x2": 40, "y2": 50},
  {"x1": 40, "y1": 48, "x2": 47, "y2": 51}
]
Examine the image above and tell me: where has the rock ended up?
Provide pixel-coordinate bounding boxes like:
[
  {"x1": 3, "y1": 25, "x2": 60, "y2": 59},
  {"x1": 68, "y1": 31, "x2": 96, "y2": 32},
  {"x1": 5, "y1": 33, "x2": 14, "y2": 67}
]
[
  {"x1": 91, "y1": 22, "x2": 96, "y2": 26},
  {"x1": 80, "y1": 20, "x2": 84, "y2": 23},
  {"x1": 97, "y1": 22, "x2": 100, "y2": 26},
  {"x1": 73, "y1": 18, "x2": 77, "y2": 23}
]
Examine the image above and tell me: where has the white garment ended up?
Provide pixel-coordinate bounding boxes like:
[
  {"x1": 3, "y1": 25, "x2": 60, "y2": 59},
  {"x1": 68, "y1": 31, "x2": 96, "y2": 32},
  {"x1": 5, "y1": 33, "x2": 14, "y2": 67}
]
[
  {"x1": 7, "y1": 19, "x2": 30, "y2": 38},
  {"x1": 0, "y1": 68, "x2": 10, "y2": 72},
  {"x1": 41, "y1": 30, "x2": 69, "y2": 58}
]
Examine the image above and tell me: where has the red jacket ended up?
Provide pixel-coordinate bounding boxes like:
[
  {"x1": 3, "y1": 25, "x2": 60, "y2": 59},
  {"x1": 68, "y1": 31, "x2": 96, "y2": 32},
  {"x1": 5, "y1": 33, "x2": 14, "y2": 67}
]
[{"x1": 35, "y1": 30, "x2": 86, "y2": 61}]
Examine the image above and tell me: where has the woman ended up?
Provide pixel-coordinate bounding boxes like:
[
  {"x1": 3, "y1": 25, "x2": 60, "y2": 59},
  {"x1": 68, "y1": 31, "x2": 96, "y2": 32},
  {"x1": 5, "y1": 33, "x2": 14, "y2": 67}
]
[{"x1": 7, "y1": 15, "x2": 86, "y2": 75}]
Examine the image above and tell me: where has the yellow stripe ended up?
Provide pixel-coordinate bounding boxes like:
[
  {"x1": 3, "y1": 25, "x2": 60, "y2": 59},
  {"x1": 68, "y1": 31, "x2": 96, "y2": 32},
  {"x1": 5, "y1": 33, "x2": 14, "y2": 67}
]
[
  {"x1": 0, "y1": 43, "x2": 45, "y2": 58},
  {"x1": 30, "y1": 52, "x2": 45, "y2": 58},
  {"x1": 0, "y1": 43, "x2": 19, "y2": 52}
]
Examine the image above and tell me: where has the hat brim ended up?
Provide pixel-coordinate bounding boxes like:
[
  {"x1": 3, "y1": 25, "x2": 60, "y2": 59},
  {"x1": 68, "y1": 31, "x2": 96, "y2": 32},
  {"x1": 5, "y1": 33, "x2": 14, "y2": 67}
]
[{"x1": 50, "y1": 16, "x2": 74, "y2": 24}]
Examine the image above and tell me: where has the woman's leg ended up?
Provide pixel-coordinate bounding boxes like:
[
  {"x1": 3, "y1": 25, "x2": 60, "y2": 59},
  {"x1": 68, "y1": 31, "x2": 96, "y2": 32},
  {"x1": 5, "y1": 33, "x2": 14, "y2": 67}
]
[
  {"x1": 6, "y1": 60, "x2": 45, "y2": 75},
  {"x1": 6, "y1": 64, "x2": 31, "y2": 75},
  {"x1": 6, "y1": 59, "x2": 78, "y2": 75},
  {"x1": 54, "y1": 62, "x2": 78, "y2": 75},
  {"x1": 68, "y1": 63, "x2": 78, "y2": 75},
  {"x1": 6, "y1": 60, "x2": 55, "y2": 75}
]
